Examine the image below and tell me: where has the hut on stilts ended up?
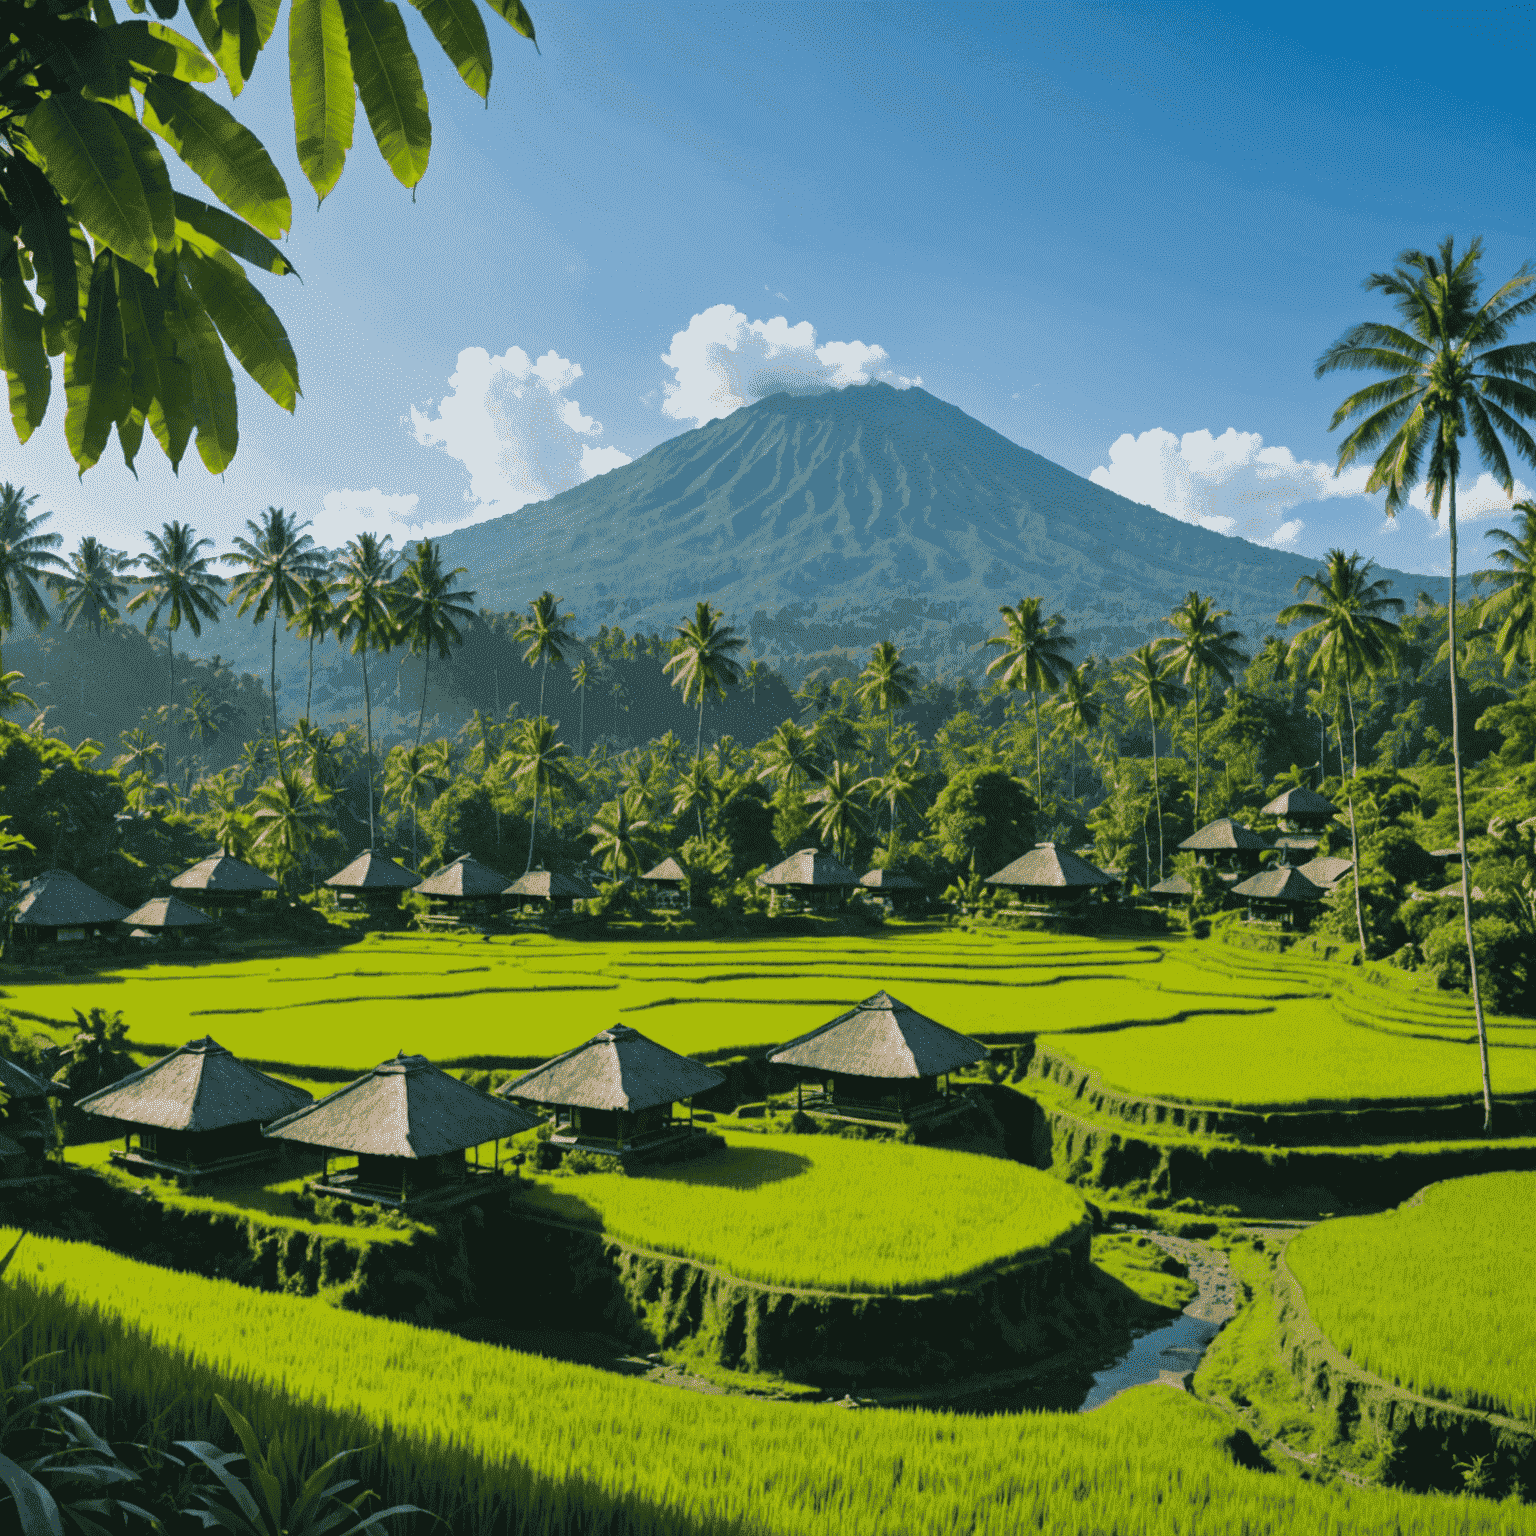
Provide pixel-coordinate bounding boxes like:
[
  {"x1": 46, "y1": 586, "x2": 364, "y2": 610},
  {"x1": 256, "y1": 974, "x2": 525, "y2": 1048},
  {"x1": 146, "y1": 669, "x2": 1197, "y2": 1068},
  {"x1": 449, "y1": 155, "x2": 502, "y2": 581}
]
[
  {"x1": 170, "y1": 852, "x2": 278, "y2": 919},
  {"x1": 413, "y1": 853, "x2": 510, "y2": 926},
  {"x1": 984, "y1": 843, "x2": 1114, "y2": 912},
  {"x1": 121, "y1": 895, "x2": 212, "y2": 945},
  {"x1": 6, "y1": 870, "x2": 129, "y2": 946},
  {"x1": 757, "y1": 848, "x2": 859, "y2": 911},
  {"x1": 324, "y1": 850, "x2": 420, "y2": 920}
]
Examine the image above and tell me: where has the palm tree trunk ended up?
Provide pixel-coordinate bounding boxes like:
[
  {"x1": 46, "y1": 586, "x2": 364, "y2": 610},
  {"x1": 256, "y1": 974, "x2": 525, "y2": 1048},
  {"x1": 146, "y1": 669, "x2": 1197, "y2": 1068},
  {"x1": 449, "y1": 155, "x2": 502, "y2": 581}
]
[
  {"x1": 1032, "y1": 690, "x2": 1043, "y2": 809},
  {"x1": 416, "y1": 649, "x2": 430, "y2": 748},
  {"x1": 270, "y1": 612, "x2": 285, "y2": 775},
  {"x1": 305, "y1": 633, "x2": 315, "y2": 724},
  {"x1": 361, "y1": 647, "x2": 375, "y2": 849},
  {"x1": 1148, "y1": 704, "x2": 1164, "y2": 881},
  {"x1": 539, "y1": 654, "x2": 548, "y2": 716},
  {"x1": 526, "y1": 778, "x2": 540, "y2": 874},
  {"x1": 1342, "y1": 682, "x2": 1368, "y2": 960},
  {"x1": 1192, "y1": 675, "x2": 1201, "y2": 823},
  {"x1": 165, "y1": 628, "x2": 176, "y2": 787},
  {"x1": 578, "y1": 687, "x2": 585, "y2": 755},
  {"x1": 1446, "y1": 480, "x2": 1493, "y2": 1131},
  {"x1": 1345, "y1": 680, "x2": 1360, "y2": 778}
]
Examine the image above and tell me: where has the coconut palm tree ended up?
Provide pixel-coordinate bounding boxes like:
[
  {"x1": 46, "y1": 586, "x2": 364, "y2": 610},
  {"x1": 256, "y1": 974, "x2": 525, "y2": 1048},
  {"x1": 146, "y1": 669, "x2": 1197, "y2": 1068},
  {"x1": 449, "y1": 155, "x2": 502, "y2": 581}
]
[
  {"x1": 755, "y1": 719, "x2": 822, "y2": 796},
  {"x1": 985, "y1": 597, "x2": 1075, "y2": 809},
  {"x1": 1051, "y1": 658, "x2": 1102, "y2": 805},
  {"x1": 48, "y1": 538, "x2": 131, "y2": 637},
  {"x1": 385, "y1": 742, "x2": 443, "y2": 870},
  {"x1": 113, "y1": 727, "x2": 165, "y2": 784},
  {"x1": 251, "y1": 769, "x2": 330, "y2": 892},
  {"x1": 511, "y1": 717, "x2": 574, "y2": 874},
  {"x1": 333, "y1": 533, "x2": 400, "y2": 850},
  {"x1": 663, "y1": 601, "x2": 745, "y2": 764},
  {"x1": 856, "y1": 641, "x2": 919, "y2": 761},
  {"x1": 1477, "y1": 503, "x2": 1536, "y2": 676},
  {"x1": 1317, "y1": 236, "x2": 1536, "y2": 1133},
  {"x1": 0, "y1": 484, "x2": 65, "y2": 635},
  {"x1": 396, "y1": 540, "x2": 476, "y2": 747},
  {"x1": 289, "y1": 572, "x2": 338, "y2": 726},
  {"x1": 864, "y1": 751, "x2": 921, "y2": 848},
  {"x1": 571, "y1": 659, "x2": 594, "y2": 753},
  {"x1": 1122, "y1": 642, "x2": 1185, "y2": 883},
  {"x1": 810, "y1": 759, "x2": 866, "y2": 864},
  {"x1": 744, "y1": 659, "x2": 767, "y2": 705},
  {"x1": 183, "y1": 686, "x2": 237, "y2": 788},
  {"x1": 0, "y1": 652, "x2": 37, "y2": 717},
  {"x1": 127, "y1": 522, "x2": 226, "y2": 788},
  {"x1": 516, "y1": 591, "x2": 576, "y2": 715},
  {"x1": 1163, "y1": 593, "x2": 1249, "y2": 824},
  {"x1": 588, "y1": 792, "x2": 652, "y2": 877},
  {"x1": 672, "y1": 757, "x2": 716, "y2": 839}
]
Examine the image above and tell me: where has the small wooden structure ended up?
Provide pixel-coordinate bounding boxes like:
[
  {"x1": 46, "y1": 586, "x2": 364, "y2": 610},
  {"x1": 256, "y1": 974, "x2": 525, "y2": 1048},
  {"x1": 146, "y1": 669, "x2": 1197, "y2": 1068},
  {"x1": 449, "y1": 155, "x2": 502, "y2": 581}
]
[
  {"x1": 1177, "y1": 818, "x2": 1268, "y2": 874},
  {"x1": 985, "y1": 843, "x2": 1115, "y2": 908},
  {"x1": 757, "y1": 847, "x2": 859, "y2": 909},
  {"x1": 768, "y1": 991, "x2": 988, "y2": 1126},
  {"x1": 1296, "y1": 855, "x2": 1353, "y2": 894},
  {"x1": 1148, "y1": 872, "x2": 1193, "y2": 907},
  {"x1": 170, "y1": 852, "x2": 278, "y2": 918},
  {"x1": 858, "y1": 867, "x2": 923, "y2": 912},
  {"x1": 121, "y1": 895, "x2": 211, "y2": 945},
  {"x1": 1230, "y1": 866, "x2": 1325, "y2": 929},
  {"x1": 1261, "y1": 786, "x2": 1338, "y2": 833},
  {"x1": 413, "y1": 853, "x2": 510, "y2": 925},
  {"x1": 503, "y1": 869, "x2": 590, "y2": 913},
  {"x1": 639, "y1": 856, "x2": 688, "y2": 908},
  {"x1": 264, "y1": 1053, "x2": 540, "y2": 1207},
  {"x1": 74, "y1": 1036, "x2": 312, "y2": 1183},
  {"x1": 0, "y1": 1053, "x2": 63, "y2": 1169},
  {"x1": 325, "y1": 850, "x2": 419, "y2": 917},
  {"x1": 502, "y1": 1025, "x2": 725, "y2": 1163},
  {"x1": 7, "y1": 870, "x2": 129, "y2": 945}
]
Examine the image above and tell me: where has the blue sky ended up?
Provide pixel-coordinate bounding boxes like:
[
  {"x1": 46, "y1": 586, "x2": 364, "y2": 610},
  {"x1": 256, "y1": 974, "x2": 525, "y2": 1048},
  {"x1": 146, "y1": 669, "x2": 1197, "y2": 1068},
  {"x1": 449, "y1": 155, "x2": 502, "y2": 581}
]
[{"x1": 14, "y1": 1, "x2": 1536, "y2": 588}]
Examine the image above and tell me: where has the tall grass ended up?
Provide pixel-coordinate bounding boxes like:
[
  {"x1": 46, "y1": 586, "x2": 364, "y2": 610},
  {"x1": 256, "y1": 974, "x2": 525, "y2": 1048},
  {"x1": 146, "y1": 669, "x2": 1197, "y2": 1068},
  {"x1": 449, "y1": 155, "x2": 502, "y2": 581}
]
[
  {"x1": 519, "y1": 1132, "x2": 1084, "y2": 1292},
  {"x1": 1287, "y1": 1173, "x2": 1536, "y2": 1424},
  {"x1": 4, "y1": 1228, "x2": 1534, "y2": 1535}
]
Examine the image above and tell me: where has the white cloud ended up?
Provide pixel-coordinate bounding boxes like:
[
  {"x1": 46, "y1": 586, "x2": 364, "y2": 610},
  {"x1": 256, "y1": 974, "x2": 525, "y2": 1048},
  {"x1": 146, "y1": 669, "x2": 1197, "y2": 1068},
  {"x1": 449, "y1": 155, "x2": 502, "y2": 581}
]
[
  {"x1": 1410, "y1": 472, "x2": 1533, "y2": 531},
  {"x1": 410, "y1": 345, "x2": 632, "y2": 520},
  {"x1": 1090, "y1": 427, "x2": 1373, "y2": 549},
  {"x1": 310, "y1": 489, "x2": 422, "y2": 550},
  {"x1": 660, "y1": 304, "x2": 920, "y2": 427}
]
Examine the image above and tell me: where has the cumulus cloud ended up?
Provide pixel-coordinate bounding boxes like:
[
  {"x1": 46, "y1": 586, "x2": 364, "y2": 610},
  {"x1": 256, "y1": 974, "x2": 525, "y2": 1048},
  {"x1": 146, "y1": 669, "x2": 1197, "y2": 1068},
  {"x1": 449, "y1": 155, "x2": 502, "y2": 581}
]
[
  {"x1": 661, "y1": 304, "x2": 920, "y2": 427},
  {"x1": 309, "y1": 489, "x2": 423, "y2": 551},
  {"x1": 1410, "y1": 472, "x2": 1534, "y2": 531},
  {"x1": 410, "y1": 345, "x2": 631, "y2": 519},
  {"x1": 1090, "y1": 427, "x2": 1373, "y2": 549}
]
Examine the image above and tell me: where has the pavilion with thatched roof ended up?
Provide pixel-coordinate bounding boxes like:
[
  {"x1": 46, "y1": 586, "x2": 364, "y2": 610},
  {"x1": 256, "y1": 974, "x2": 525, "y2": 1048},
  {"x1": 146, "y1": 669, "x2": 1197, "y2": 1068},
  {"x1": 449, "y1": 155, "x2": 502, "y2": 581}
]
[
  {"x1": 639, "y1": 856, "x2": 688, "y2": 907},
  {"x1": 501, "y1": 1025, "x2": 725, "y2": 1163},
  {"x1": 121, "y1": 895, "x2": 212, "y2": 945},
  {"x1": 985, "y1": 843, "x2": 1115, "y2": 907},
  {"x1": 757, "y1": 848, "x2": 858, "y2": 909},
  {"x1": 0, "y1": 1053, "x2": 63, "y2": 1170},
  {"x1": 413, "y1": 852, "x2": 510, "y2": 924},
  {"x1": 325, "y1": 850, "x2": 420, "y2": 916},
  {"x1": 1148, "y1": 872, "x2": 1193, "y2": 907},
  {"x1": 858, "y1": 867, "x2": 923, "y2": 911},
  {"x1": 1177, "y1": 818, "x2": 1269, "y2": 875},
  {"x1": 170, "y1": 852, "x2": 278, "y2": 917},
  {"x1": 264, "y1": 1053, "x2": 540, "y2": 1207},
  {"x1": 7, "y1": 870, "x2": 130, "y2": 945},
  {"x1": 503, "y1": 869, "x2": 590, "y2": 913},
  {"x1": 1231, "y1": 866, "x2": 1326, "y2": 929},
  {"x1": 1296, "y1": 855, "x2": 1353, "y2": 893},
  {"x1": 1261, "y1": 785, "x2": 1339, "y2": 834},
  {"x1": 767, "y1": 991, "x2": 988, "y2": 1125},
  {"x1": 74, "y1": 1037, "x2": 312, "y2": 1182}
]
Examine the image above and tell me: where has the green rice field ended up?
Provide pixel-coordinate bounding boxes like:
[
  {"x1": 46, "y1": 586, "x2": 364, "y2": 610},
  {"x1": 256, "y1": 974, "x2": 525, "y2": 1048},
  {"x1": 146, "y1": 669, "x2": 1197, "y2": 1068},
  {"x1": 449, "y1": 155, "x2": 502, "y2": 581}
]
[
  {"x1": 1286, "y1": 1174, "x2": 1536, "y2": 1424},
  {"x1": 518, "y1": 1131, "x2": 1085, "y2": 1292},
  {"x1": 4, "y1": 1227, "x2": 1532, "y2": 1536}
]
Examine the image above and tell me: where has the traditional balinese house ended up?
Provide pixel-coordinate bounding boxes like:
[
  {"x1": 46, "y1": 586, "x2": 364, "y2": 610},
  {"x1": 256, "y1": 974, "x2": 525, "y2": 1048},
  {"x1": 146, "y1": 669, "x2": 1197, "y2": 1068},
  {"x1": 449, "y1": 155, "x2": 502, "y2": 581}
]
[
  {"x1": 170, "y1": 852, "x2": 278, "y2": 918},
  {"x1": 325, "y1": 850, "x2": 420, "y2": 918},
  {"x1": 503, "y1": 869, "x2": 590, "y2": 914},
  {"x1": 857, "y1": 867, "x2": 923, "y2": 912},
  {"x1": 74, "y1": 1037, "x2": 312, "y2": 1183},
  {"x1": 757, "y1": 848, "x2": 859, "y2": 909},
  {"x1": 0, "y1": 1053, "x2": 63, "y2": 1167},
  {"x1": 767, "y1": 991, "x2": 988, "y2": 1126},
  {"x1": 1261, "y1": 785, "x2": 1339, "y2": 832},
  {"x1": 121, "y1": 895, "x2": 212, "y2": 945},
  {"x1": 1230, "y1": 866, "x2": 1325, "y2": 929},
  {"x1": 7, "y1": 870, "x2": 130, "y2": 946},
  {"x1": 1148, "y1": 872, "x2": 1193, "y2": 906},
  {"x1": 501, "y1": 1025, "x2": 725, "y2": 1163},
  {"x1": 1296, "y1": 855, "x2": 1354, "y2": 895},
  {"x1": 413, "y1": 852, "x2": 510, "y2": 924},
  {"x1": 985, "y1": 843, "x2": 1115, "y2": 908},
  {"x1": 1177, "y1": 818, "x2": 1269, "y2": 876},
  {"x1": 639, "y1": 856, "x2": 688, "y2": 908},
  {"x1": 264, "y1": 1053, "x2": 540, "y2": 1207}
]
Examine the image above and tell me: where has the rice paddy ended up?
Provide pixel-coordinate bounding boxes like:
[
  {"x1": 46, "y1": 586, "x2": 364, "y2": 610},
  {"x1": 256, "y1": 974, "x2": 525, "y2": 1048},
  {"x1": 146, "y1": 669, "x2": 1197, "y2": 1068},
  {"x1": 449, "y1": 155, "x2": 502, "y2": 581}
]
[
  {"x1": 518, "y1": 1131, "x2": 1086, "y2": 1292},
  {"x1": 1285, "y1": 1173, "x2": 1536, "y2": 1425},
  {"x1": 4, "y1": 1226, "x2": 1532, "y2": 1536}
]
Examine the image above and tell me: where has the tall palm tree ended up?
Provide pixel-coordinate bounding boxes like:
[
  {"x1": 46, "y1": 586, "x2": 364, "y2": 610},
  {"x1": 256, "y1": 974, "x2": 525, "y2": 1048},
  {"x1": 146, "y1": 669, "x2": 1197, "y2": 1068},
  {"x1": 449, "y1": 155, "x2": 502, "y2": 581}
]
[
  {"x1": 1163, "y1": 593, "x2": 1249, "y2": 824},
  {"x1": 865, "y1": 751, "x2": 920, "y2": 847},
  {"x1": 663, "y1": 601, "x2": 745, "y2": 764},
  {"x1": 289, "y1": 572, "x2": 338, "y2": 726},
  {"x1": 516, "y1": 591, "x2": 576, "y2": 715},
  {"x1": 1477, "y1": 503, "x2": 1536, "y2": 676},
  {"x1": 1122, "y1": 642, "x2": 1185, "y2": 883},
  {"x1": 856, "y1": 640, "x2": 919, "y2": 761},
  {"x1": 333, "y1": 533, "x2": 400, "y2": 850},
  {"x1": 744, "y1": 659, "x2": 766, "y2": 705},
  {"x1": 810, "y1": 759, "x2": 866, "y2": 864},
  {"x1": 571, "y1": 659, "x2": 594, "y2": 754},
  {"x1": 511, "y1": 717, "x2": 573, "y2": 873},
  {"x1": 126, "y1": 522, "x2": 226, "y2": 788},
  {"x1": 385, "y1": 742, "x2": 443, "y2": 870},
  {"x1": 0, "y1": 484, "x2": 65, "y2": 634},
  {"x1": 183, "y1": 686, "x2": 237, "y2": 788},
  {"x1": 113, "y1": 726, "x2": 165, "y2": 783},
  {"x1": 985, "y1": 597, "x2": 1074, "y2": 809},
  {"x1": 1051, "y1": 658, "x2": 1102, "y2": 805},
  {"x1": 1279, "y1": 550, "x2": 1404, "y2": 962},
  {"x1": 672, "y1": 757, "x2": 717, "y2": 839},
  {"x1": 588, "y1": 792, "x2": 652, "y2": 876},
  {"x1": 755, "y1": 719, "x2": 822, "y2": 796},
  {"x1": 1317, "y1": 236, "x2": 1536, "y2": 1133},
  {"x1": 225, "y1": 507, "x2": 328, "y2": 771},
  {"x1": 251, "y1": 769, "x2": 330, "y2": 893},
  {"x1": 48, "y1": 538, "x2": 131, "y2": 636},
  {"x1": 396, "y1": 540, "x2": 476, "y2": 747}
]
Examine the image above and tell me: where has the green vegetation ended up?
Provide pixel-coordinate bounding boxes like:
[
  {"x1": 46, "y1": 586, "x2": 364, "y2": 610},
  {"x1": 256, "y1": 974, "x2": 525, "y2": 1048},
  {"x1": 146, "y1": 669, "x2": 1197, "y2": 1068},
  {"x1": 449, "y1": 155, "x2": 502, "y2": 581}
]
[
  {"x1": 519, "y1": 1131, "x2": 1085, "y2": 1294},
  {"x1": 1287, "y1": 1174, "x2": 1536, "y2": 1424}
]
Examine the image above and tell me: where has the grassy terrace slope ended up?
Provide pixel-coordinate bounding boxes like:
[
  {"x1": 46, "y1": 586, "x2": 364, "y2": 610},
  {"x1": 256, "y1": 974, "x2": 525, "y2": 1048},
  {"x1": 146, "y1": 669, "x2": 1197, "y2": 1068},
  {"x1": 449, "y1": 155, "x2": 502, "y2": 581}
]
[
  {"x1": 518, "y1": 1132, "x2": 1085, "y2": 1293},
  {"x1": 1287, "y1": 1175, "x2": 1536, "y2": 1424},
  {"x1": 5, "y1": 1228, "x2": 1534, "y2": 1536}
]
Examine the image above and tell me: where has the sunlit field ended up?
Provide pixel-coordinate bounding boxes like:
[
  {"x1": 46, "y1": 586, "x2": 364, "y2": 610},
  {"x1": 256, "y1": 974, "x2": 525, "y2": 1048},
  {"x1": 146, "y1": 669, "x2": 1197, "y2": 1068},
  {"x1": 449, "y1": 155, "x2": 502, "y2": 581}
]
[{"x1": 519, "y1": 1131, "x2": 1086, "y2": 1293}]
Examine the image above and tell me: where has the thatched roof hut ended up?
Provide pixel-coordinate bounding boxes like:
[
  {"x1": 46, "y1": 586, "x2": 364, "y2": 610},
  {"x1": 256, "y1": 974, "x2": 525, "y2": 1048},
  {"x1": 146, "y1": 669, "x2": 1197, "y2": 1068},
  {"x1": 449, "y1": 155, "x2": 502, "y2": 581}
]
[
  {"x1": 858, "y1": 868, "x2": 920, "y2": 890},
  {"x1": 1179, "y1": 818, "x2": 1268, "y2": 854},
  {"x1": 985, "y1": 843, "x2": 1114, "y2": 902},
  {"x1": 75, "y1": 1036, "x2": 312, "y2": 1180},
  {"x1": 121, "y1": 895, "x2": 211, "y2": 937},
  {"x1": 1297, "y1": 855, "x2": 1353, "y2": 892},
  {"x1": 640, "y1": 857, "x2": 687, "y2": 889},
  {"x1": 8, "y1": 870, "x2": 129, "y2": 942},
  {"x1": 1231, "y1": 865, "x2": 1325, "y2": 929},
  {"x1": 757, "y1": 848, "x2": 858, "y2": 906},
  {"x1": 1272, "y1": 833, "x2": 1320, "y2": 866},
  {"x1": 264, "y1": 1053, "x2": 539, "y2": 1205},
  {"x1": 503, "y1": 1025, "x2": 725, "y2": 1159},
  {"x1": 413, "y1": 853, "x2": 510, "y2": 915},
  {"x1": 326, "y1": 850, "x2": 419, "y2": 901},
  {"x1": 1148, "y1": 872, "x2": 1193, "y2": 905},
  {"x1": 503, "y1": 869, "x2": 590, "y2": 909},
  {"x1": 1261, "y1": 786, "x2": 1338, "y2": 830},
  {"x1": 170, "y1": 853, "x2": 277, "y2": 916}
]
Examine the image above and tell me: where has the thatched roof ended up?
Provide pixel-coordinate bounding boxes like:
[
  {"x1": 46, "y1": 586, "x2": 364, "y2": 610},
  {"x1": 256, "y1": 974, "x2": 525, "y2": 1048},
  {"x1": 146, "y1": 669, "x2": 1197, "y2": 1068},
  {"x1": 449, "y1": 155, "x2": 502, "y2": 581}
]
[
  {"x1": 758, "y1": 848, "x2": 858, "y2": 888},
  {"x1": 265, "y1": 1053, "x2": 539, "y2": 1156},
  {"x1": 502, "y1": 1025, "x2": 725, "y2": 1113},
  {"x1": 414, "y1": 853, "x2": 509, "y2": 900},
  {"x1": 1178, "y1": 818, "x2": 1268, "y2": 853},
  {"x1": 985, "y1": 843, "x2": 1113, "y2": 889},
  {"x1": 640, "y1": 857, "x2": 687, "y2": 884},
  {"x1": 121, "y1": 895, "x2": 211, "y2": 930},
  {"x1": 1261, "y1": 786, "x2": 1338, "y2": 819},
  {"x1": 768, "y1": 991, "x2": 988, "y2": 1079},
  {"x1": 1297, "y1": 855, "x2": 1353, "y2": 890},
  {"x1": 504, "y1": 870, "x2": 589, "y2": 899},
  {"x1": 75, "y1": 1037, "x2": 311, "y2": 1132},
  {"x1": 10, "y1": 870, "x2": 130, "y2": 928},
  {"x1": 0, "y1": 1053, "x2": 60, "y2": 1101},
  {"x1": 859, "y1": 868, "x2": 920, "y2": 889},
  {"x1": 1231, "y1": 867, "x2": 1325, "y2": 903},
  {"x1": 1149, "y1": 873, "x2": 1193, "y2": 897},
  {"x1": 326, "y1": 850, "x2": 419, "y2": 891},
  {"x1": 171, "y1": 852, "x2": 278, "y2": 894}
]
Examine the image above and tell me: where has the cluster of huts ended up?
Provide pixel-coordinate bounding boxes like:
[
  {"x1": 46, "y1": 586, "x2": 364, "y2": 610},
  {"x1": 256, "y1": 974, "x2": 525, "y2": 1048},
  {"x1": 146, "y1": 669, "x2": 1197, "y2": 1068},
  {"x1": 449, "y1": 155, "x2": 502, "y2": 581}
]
[{"x1": 1, "y1": 992, "x2": 991, "y2": 1204}]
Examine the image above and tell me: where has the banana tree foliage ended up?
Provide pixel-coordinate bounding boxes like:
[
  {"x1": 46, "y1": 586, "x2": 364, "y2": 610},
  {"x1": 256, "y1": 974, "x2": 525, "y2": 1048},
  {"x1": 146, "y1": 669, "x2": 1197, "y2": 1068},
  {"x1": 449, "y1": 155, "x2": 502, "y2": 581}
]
[{"x1": 0, "y1": 0, "x2": 535, "y2": 474}]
